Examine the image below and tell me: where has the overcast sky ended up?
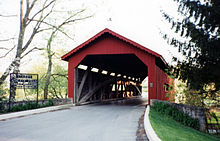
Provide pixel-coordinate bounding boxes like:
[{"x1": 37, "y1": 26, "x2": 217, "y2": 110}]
[
  {"x1": 72, "y1": 0, "x2": 179, "y2": 62},
  {"x1": 0, "y1": 0, "x2": 180, "y2": 73}
]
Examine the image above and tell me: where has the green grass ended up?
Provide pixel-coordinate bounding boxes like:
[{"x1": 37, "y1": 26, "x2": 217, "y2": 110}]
[{"x1": 149, "y1": 107, "x2": 219, "y2": 141}]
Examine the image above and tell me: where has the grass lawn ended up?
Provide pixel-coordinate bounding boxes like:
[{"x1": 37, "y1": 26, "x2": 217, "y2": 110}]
[{"x1": 149, "y1": 107, "x2": 219, "y2": 141}]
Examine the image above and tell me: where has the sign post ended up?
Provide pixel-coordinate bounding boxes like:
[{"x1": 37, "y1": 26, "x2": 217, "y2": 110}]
[{"x1": 9, "y1": 73, "x2": 39, "y2": 111}]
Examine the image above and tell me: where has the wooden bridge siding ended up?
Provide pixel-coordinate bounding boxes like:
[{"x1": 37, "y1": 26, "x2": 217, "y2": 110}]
[
  {"x1": 67, "y1": 36, "x2": 163, "y2": 104},
  {"x1": 156, "y1": 65, "x2": 167, "y2": 100}
]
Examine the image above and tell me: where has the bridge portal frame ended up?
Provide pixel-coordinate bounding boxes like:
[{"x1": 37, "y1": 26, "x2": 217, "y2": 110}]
[{"x1": 62, "y1": 28, "x2": 172, "y2": 104}]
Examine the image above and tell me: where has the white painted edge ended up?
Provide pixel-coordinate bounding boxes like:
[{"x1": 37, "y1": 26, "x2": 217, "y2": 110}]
[
  {"x1": 0, "y1": 104, "x2": 74, "y2": 121},
  {"x1": 144, "y1": 106, "x2": 161, "y2": 141}
]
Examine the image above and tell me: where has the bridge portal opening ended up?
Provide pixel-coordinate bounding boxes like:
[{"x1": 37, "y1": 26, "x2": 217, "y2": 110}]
[{"x1": 74, "y1": 54, "x2": 148, "y2": 104}]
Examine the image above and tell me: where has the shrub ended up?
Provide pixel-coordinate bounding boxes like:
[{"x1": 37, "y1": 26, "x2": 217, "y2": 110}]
[
  {"x1": 151, "y1": 102, "x2": 200, "y2": 130},
  {"x1": 0, "y1": 99, "x2": 55, "y2": 113},
  {"x1": 48, "y1": 98, "x2": 54, "y2": 106},
  {"x1": 0, "y1": 103, "x2": 5, "y2": 113}
]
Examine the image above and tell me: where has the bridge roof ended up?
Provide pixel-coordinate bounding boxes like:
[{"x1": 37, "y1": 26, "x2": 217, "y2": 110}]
[{"x1": 61, "y1": 28, "x2": 167, "y2": 66}]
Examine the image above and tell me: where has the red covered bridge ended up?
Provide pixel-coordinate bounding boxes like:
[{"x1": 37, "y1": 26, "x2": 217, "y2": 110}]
[{"x1": 61, "y1": 28, "x2": 173, "y2": 104}]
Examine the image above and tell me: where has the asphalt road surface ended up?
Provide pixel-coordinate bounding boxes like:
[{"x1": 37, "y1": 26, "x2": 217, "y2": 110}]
[{"x1": 0, "y1": 97, "x2": 147, "y2": 141}]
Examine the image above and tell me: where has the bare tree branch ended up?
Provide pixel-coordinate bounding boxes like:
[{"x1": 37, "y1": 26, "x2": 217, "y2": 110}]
[
  {"x1": 28, "y1": 19, "x2": 73, "y2": 40},
  {"x1": 63, "y1": 16, "x2": 92, "y2": 25},
  {"x1": 64, "y1": 9, "x2": 86, "y2": 22},
  {"x1": 37, "y1": 27, "x2": 54, "y2": 33},
  {"x1": 0, "y1": 47, "x2": 9, "y2": 50},
  {"x1": 28, "y1": 15, "x2": 92, "y2": 41},
  {"x1": 0, "y1": 0, "x2": 56, "y2": 87},
  {"x1": 42, "y1": 7, "x2": 90, "y2": 99},
  {"x1": 0, "y1": 45, "x2": 16, "y2": 58},
  {"x1": 0, "y1": 14, "x2": 17, "y2": 17},
  {"x1": 51, "y1": 85, "x2": 61, "y2": 99},
  {"x1": 22, "y1": 0, "x2": 55, "y2": 53},
  {"x1": 26, "y1": 0, "x2": 55, "y2": 25},
  {"x1": 51, "y1": 73, "x2": 68, "y2": 79},
  {"x1": 21, "y1": 47, "x2": 44, "y2": 59},
  {"x1": 0, "y1": 38, "x2": 15, "y2": 42},
  {"x1": 21, "y1": 25, "x2": 40, "y2": 53},
  {"x1": 28, "y1": 9, "x2": 91, "y2": 41},
  {"x1": 23, "y1": 0, "x2": 36, "y2": 27},
  {"x1": 29, "y1": 0, "x2": 38, "y2": 11}
]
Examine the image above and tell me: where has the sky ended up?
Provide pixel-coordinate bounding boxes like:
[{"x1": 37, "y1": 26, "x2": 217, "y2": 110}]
[
  {"x1": 0, "y1": 0, "x2": 180, "y2": 73},
  {"x1": 72, "y1": 0, "x2": 179, "y2": 61}
]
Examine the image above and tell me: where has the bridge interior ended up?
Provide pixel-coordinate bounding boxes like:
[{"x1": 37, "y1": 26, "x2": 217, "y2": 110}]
[{"x1": 75, "y1": 54, "x2": 148, "y2": 104}]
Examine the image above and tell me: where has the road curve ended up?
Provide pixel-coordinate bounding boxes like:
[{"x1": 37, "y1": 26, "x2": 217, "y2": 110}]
[{"x1": 0, "y1": 97, "x2": 147, "y2": 141}]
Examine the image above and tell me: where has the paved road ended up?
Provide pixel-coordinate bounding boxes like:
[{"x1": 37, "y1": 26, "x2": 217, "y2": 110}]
[{"x1": 0, "y1": 97, "x2": 147, "y2": 141}]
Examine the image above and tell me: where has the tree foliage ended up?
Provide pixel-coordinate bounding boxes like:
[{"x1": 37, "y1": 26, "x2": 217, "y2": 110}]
[
  {"x1": 40, "y1": 64, "x2": 68, "y2": 99},
  {"x1": 0, "y1": 82, "x2": 8, "y2": 102},
  {"x1": 163, "y1": 0, "x2": 220, "y2": 101},
  {"x1": 30, "y1": 62, "x2": 68, "y2": 100}
]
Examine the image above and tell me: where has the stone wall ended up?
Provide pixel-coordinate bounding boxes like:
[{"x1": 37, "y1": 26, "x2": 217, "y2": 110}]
[
  {"x1": 51, "y1": 98, "x2": 73, "y2": 105},
  {"x1": 0, "y1": 98, "x2": 72, "y2": 112},
  {"x1": 150, "y1": 99, "x2": 207, "y2": 132}
]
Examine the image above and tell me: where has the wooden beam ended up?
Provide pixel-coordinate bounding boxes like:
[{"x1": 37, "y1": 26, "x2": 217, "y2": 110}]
[
  {"x1": 123, "y1": 81, "x2": 127, "y2": 97},
  {"x1": 134, "y1": 85, "x2": 142, "y2": 95},
  {"x1": 115, "y1": 78, "x2": 118, "y2": 97},
  {"x1": 100, "y1": 86, "x2": 105, "y2": 100},
  {"x1": 121, "y1": 80, "x2": 124, "y2": 92},
  {"x1": 79, "y1": 78, "x2": 115, "y2": 103},
  {"x1": 88, "y1": 71, "x2": 92, "y2": 91},
  {"x1": 77, "y1": 67, "x2": 91, "y2": 102}
]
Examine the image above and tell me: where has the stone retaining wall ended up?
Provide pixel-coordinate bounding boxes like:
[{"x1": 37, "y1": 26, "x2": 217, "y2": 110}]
[
  {"x1": 0, "y1": 98, "x2": 72, "y2": 112},
  {"x1": 150, "y1": 99, "x2": 207, "y2": 132}
]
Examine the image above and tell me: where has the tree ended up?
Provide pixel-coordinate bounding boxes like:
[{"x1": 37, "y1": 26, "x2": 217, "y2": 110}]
[
  {"x1": 45, "y1": 65, "x2": 68, "y2": 99},
  {"x1": 43, "y1": 10, "x2": 91, "y2": 99},
  {"x1": 26, "y1": 61, "x2": 68, "y2": 100},
  {"x1": 0, "y1": 82, "x2": 8, "y2": 102},
  {"x1": 0, "y1": 0, "x2": 56, "y2": 100},
  {"x1": 162, "y1": 0, "x2": 220, "y2": 106}
]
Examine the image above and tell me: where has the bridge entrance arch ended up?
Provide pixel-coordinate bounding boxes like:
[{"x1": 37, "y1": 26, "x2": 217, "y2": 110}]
[{"x1": 61, "y1": 28, "x2": 171, "y2": 104}]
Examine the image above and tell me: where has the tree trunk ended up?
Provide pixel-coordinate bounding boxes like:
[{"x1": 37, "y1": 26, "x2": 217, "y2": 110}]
[
  {"x1": 0, "y1": 0, "x2": 55, "y2": 87},
  {"x1": 43, "y1": 31, "x2": 55, "y2": 99},
  {"x1": 43, "y1": 50, "x2": 53, "y2": 99},
  {"x1": 0, "y1": 59, "x2": 17, "y2": 86},
  {"x1": 0, "y1": 0, "x2": 24, "y2": 86},
  {"x1": 4, "y1": 0, "x2": 25, "y2": 100}
]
